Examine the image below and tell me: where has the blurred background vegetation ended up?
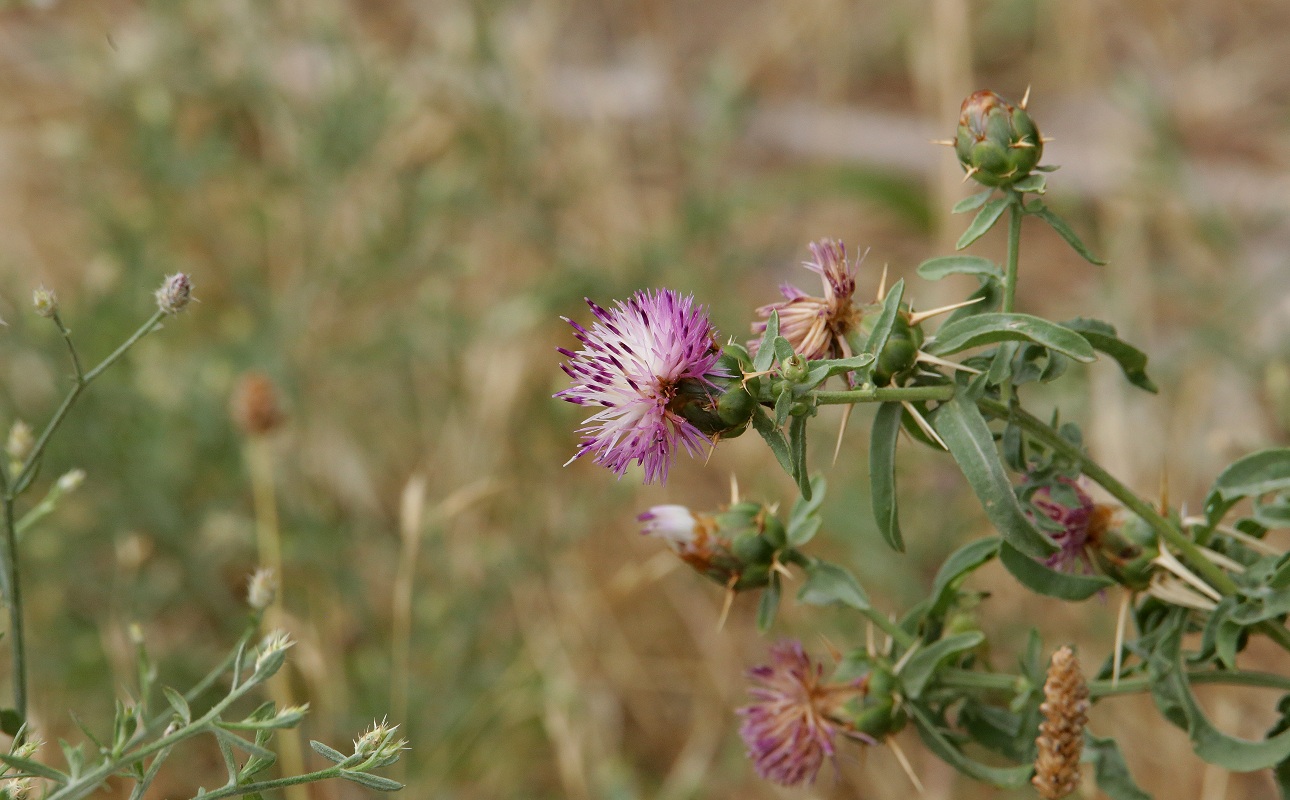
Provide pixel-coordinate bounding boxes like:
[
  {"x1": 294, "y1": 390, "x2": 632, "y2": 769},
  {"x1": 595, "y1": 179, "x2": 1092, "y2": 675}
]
[{"x1": 0, "y1": 1, "x2": 1289, "y2": 797}]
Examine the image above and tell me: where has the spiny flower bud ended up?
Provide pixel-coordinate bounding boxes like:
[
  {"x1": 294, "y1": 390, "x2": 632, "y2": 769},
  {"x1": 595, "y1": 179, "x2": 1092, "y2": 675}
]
[
  {"x1": 32, "y1": 286, "x2": 58, "y2": 318},
  {"x1": 253, "y1": 630, "x2": 293, "y2": 678},
  {"x1": 353, "y1": 718, "x2": 407, "y2": 762},
  {"x1": 1033, "y1": 645, "x2": 1089, "y2": 800},
  {"x1": 954, "y1": 90, "x2": 1043, "y2": 188},
  {"x1": 638, "y1": 501, "x2": 790, "y2": 591},
  {"x1": 247, "y1": 567, "x2": 278, "y2": 611},
  {"x1": 155, "y1": 273, "x2": 192, "y2": 315}
]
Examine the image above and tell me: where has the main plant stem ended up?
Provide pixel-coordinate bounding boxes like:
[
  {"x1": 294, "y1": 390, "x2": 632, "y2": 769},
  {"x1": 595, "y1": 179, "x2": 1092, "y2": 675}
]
[
  {"x1": 0, "y1": 309, "x2": 165, "y2": 727},
  {"x1": 938, "y1": 666, "x2": 1290, "y2": 699},
  {"x1": 814, "y1": 385, "x2": 956, "y2": 406},
  {"x1": 1000, "y1": 195, "x2": 1023, "y2": 407}
]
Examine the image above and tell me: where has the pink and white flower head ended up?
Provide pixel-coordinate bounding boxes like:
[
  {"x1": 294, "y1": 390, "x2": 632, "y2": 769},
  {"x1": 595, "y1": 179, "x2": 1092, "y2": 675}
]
[
  {"x1": 751, "y1": 239, "x2": 863, "y2": 361},
  {"x1": 556, "y1": 289, "x2": 725, "y2": 484},
  {"x1": 738, "y1": 640, "x2": 871, "y2": 786}
]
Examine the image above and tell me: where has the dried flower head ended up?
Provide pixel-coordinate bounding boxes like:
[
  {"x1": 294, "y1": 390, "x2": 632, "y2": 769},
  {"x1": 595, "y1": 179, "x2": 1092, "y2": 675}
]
[
  {"x1": 231, "y1": 372, "x2": 286, "y2": 436},
  {"x1": 1033, "y1": 645, "x2": 1089, "y2": 800},
  {"x1": 32, "y1": 286, "x2": 58, "y2": 318},
  {"x1": 155, "y1": 273, "x2": 193, "y2": 315},
  {"x1": 738, "y1": 640, "x2": 871, "y2": 786},
  {"x1": 1028, "y1": 478, "x2": 1112, "y2": 574},
  {"x1": 751, "y1": 239, "x2": 863, "y2": 362},
  {"x1": 556, "y1": 289, "x2": 725, "y2": 484}
]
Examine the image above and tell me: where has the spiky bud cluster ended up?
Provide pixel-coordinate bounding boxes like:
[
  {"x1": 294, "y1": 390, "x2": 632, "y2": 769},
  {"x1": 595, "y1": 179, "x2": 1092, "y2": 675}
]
[
  {"x1": 954, "y1": 90, "x2": 1043, "y2": 188},
  {"x1": 1033, "y1": 646, "x2": 1089, "y2": 800}
]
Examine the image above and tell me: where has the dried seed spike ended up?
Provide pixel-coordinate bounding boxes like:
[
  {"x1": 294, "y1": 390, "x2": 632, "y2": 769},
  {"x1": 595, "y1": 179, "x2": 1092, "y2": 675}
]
[{"x1": 1033, "y1": 645, "x2": 1089, "y2": 800}]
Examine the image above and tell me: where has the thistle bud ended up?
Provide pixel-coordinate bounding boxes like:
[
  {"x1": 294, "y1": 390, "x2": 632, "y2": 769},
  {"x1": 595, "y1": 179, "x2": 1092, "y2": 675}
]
[
  {"x1": 32, "y1": 286, "x2": 58, "y2": 318},
  {"x1": 154, "y1": 273, "x2": 193, "y2": 315},
  {"x1": 954, "y1": 90, "x2": 1043, "y2": 188},
  {"x1": 859, "y1": 310, "x2": 925, "y2": 387},
  {"x1": 638, "y1": 501, "x2": 794, "y2": 590}
]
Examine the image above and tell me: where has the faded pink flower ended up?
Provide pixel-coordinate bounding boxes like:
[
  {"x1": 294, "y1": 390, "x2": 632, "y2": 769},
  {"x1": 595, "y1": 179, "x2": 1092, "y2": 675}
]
[
  {"x1": 751, "y1": 239, "x2": 863, "y2": 361},
  {"x1": 738, "y1": 640, "x2": 871, "y2": 786},
  {"x1": 1029, "y1": 478, "x2": 1099, "y2": 574}
]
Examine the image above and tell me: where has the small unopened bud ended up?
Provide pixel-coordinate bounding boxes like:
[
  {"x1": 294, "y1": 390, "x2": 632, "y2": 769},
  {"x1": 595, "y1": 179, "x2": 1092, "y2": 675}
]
[
  {"x1": 231, "y1": 372, "x2": 285, "y2": 436},
  {"x1": 6, "y1": 420, "x2": 33, "y2": 464},
  {"x1": 57, "y1": 468, "x2": 86, "y2": 493},
  {"x1": 32, "y1": 286, "x2": 58, "y2": 318},
  {"x1": 154, "y1": 273, "x2": 192, "y2": 315},
  {"x1": 273, "y1": 703, "x2": 310, "y2": 728},
  {"x1": 247, "y1": 567, "x2": 278, "y2": 611},
  {"x1": 254, "y1": 630, "x2": 293, "y2": 678},
  {"x1": 1033, "y1": 646, "x2": 1089, "y2": 800},
  {"x1": 3, "y1": 776, "x2": 35, "y2": 799},
  {"x1": 352, "y1": 718, "x2": 407, "y2": 761},
  {"x1": 954, "y1": 90, "x2": 1044, "y2": 188}
]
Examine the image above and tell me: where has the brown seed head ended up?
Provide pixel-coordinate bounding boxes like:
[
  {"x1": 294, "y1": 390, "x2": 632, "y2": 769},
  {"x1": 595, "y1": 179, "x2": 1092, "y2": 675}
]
[
  {"x1": 231, "y1": 372, "x2": 286, "y2": 436},
  {"x1": 1033, "y1": 645, "x2": 1089, "y2": 800}
]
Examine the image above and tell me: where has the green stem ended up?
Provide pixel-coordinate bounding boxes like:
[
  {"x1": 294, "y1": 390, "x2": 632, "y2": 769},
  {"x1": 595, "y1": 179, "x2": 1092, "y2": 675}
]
[
  {"x1": 814, "y1": 385, "x2": 956, "y2": 406},
  {"x1": 51, "y1": 312, "x2": 85, "y2": 381},
  {"x1": 186, "y1": 766, "x2": 354, "y2": 800},
  {"x1": 938, "y1": 666, "x2": 1290, "y2": 699},
  {"x1": 1000, "y1": 194, "x2": 1023, "y2": 407},
  {"x1": 1, "y1": 497, "x2": 23, "y2": 726}
]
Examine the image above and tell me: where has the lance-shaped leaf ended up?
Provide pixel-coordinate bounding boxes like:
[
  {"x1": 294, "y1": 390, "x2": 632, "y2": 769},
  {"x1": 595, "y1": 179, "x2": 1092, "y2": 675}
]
[
  {"x1": 340, "y1": 770, "x2": 406, "y2": 791},
  {"x1": 917, "y1": 255, "x2": 1004, "y2": 281},
  {"x1": 801, "y1": 353, "x2": 875, "y2": 389},
  {"x1": 0, "y1": 753, "x2": 68, "y2": 782},
  {"x1": 788, "y1": 414, "x2": 812, "y2": 500},
  {"x1": 998, "y1": 541, "x2": 1114, "y2": 600},
  {"x1": 1206, "y1": 449, "x2": 1290, "y2": 526},
  {"x1": 1150, "y1": 611, "x2": 1290, "y2": 770},
  {"x1": 311, "y1": 740, "x2": 348, "y2": 764},
  {"x1": 1084, "y1": 733, "x2": 1153, "y2": 800},
  {"x1": 953, "y1": 188, "x2": 994, "y2": 214},
  {"x1": 756, "y1": 573, "x2": 782, "y2": 633},
  {"x1": 928, "y1": 537, "x2": 1000, "y2": 618},
  {"x1": 1011, "y1": 174, "x2": 1047, "y2": 194},
  {"x1": 864, "y1": 278, "x2": 905, "y2": 360},
  {"x1": 870, "y1": 402, "x2": 905, "y2": 551},
  {"x1": 1027, "y1": 201, "x2": 1106, "y2": 265},
  {"x1": 901, "y1": 632, "x2": 986, "y2": 699},
  {"x1": 932, "y1": 396, "x2": 1057, "y2": 559},
  {"x1": 910, "y1": 703, "x2": 1033, "y2": 787},
  {"x1": 798, "y1": 561, "x2": 871, "y2": 611},
  {"x1": 1062, "y1": 318, "x2": 1158, "y2": 393},
  {"x1": 926, "y1": 313, "x2": 1096, "y2": 363},
  {"x1": 750, "y1": 407, "x2": 792, "y2": 476},
  {"x1": 753, "y1": 311, "x2": 780, "y2": 374},
  {"x1": 957, "y1": 197, "x2": 1010, "y2": 250}
]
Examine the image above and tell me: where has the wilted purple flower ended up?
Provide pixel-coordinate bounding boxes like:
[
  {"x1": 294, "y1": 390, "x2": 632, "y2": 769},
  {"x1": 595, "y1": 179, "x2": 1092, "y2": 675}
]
[
  {"x1": 556, "y1": 289, "x2": 724, "y2": 484},
  {"x1": 751, "y1": 239, "x2": 862, "y2": 361},
  {"x1": 738, "y1": 640, "x2": 870, "y2": 786},
  {"x1": 1029, "y1": 478, "x2": 1098, "y2": 573}
]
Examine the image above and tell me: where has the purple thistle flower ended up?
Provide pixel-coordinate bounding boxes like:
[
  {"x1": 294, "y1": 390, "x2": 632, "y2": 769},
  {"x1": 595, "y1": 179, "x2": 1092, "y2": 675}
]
[
  {"x1": 556, "y1": 289, "x2": 724, "y2": 485},
  {"x1": 738, "y1": 640, "x2": 870, "y2": 787},
  {"x1": 751, "y1": 239, "x2": 863, "y2": 361},
  {"x1": 1029, "y1": 478, "x2": 1098, "y2": 574}
]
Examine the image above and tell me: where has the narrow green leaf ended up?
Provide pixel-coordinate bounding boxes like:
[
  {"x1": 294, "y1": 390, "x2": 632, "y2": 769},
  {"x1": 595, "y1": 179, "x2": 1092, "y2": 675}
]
[
  {"x1": 1030, "y1": 204, "x2": 1106, "y2": 265},
  {"x1": 910, "y1": 704, "x2": 1032, "y2": 787},
  {"x1": 750, "y1": 408, "x2": 793, "y2": 476},
  {"x1": 932, "y1": 397, "x2": 1056, "y2": 558},
  {"x1": 917, "y1": 255, "x2": 1003, "y2": 281},
  {"x1": 788, "y1": 477, "x2": 827, "y2": 534},
  {"x1": 310, "y1": 740, "x2": 348, "y2": 764},
  {"x1": 926, "y1": 313, "x2": 1096, "y2": 363},
  {"x1": 753, "y1": 311, "x2": 779, "y2": 373},
  {"x1": 956, "y1": 197, "x2": 1010, "y2": 250},
  {"x1": 162, "y1": 686, "x2": 191, "y2": 725},
  {"x1": 801, "y1": 353, "x2": 874, "y2": 389},
  {"x1": 1084, "y1": 733, "x2": 1153, "y2": 800},
  {"x1": 953, "y1": 188, "x2": 994, "y2": 214},
  {"x1": 1010, "y1": 173, "x2": 1046, "y2": 194},
  {"x1": 1211, "y1": 449, "x2": 1290, "y2": 502},
  {"x1": 0, "y1": 753, "x2": 68, "y2": 782},
  {"x1": 789, "y1": 414, "x2": 812, "y2": 500},
  {"x1": 1062, "y1": 318, "x2": 1157, "y2": 393},
  {"x1": 212, "y1": 727, "x2": 276, "y2": 761},
  {"x1": 928, "y1": 537, "x2": 1000, "y2": 616},
  {"x1": 756, "y1": 574, "x2": 781, "y2": 633},
  {"x1": 900, "y1": 632, "x2": 985, "y2": 699},
  {"x1": 870, "y1": 402, "x2": 904, "y2": 551},
  {"x1": 998, "y1": 542, "x2": 1114, "y2": 600},
  {"x1": 798, "y1": 562, "x2": 871, "y2": 611},
  {"x1": 864, "y1": 279, "x2": 905, "y2": 361},
  {"x1": 340, "y1": 770, "x2": 406, "y2": 791}
]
